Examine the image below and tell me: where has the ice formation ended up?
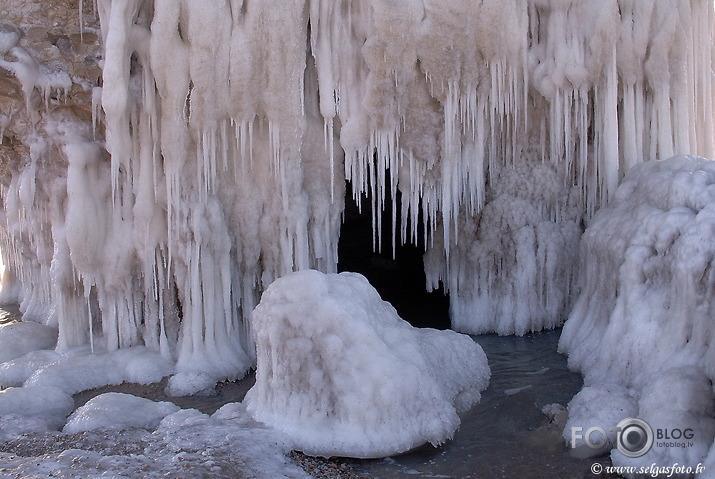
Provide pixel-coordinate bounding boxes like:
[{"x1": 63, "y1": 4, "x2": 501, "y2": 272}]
[
  {"x1": 0, "y1": 320, "x2": 56, "y2": 363},
  {"x1": 563, "y1": 384, "x2": 638, "y2": 458},
  {"x1": 0, "y1": 1, "x2": 713, "y2": 386},
  {"x1": 1, "y1": 400, "x2": 313, "y2": 479},
  {"x1": 63, "y1": 392, "x2": 180, "y2": 433},
  {"x1": 0, "y1": 385, "x2": 74, "y2": 437},
  {"x1": 244, "y1": 270, "x2": 490, "y2": 458},
  {"x1": 559, "y1": 156, "x2": 715, "y2": 472},
  {"x1": 425, "y1": 159, "x2": 582, "y2": 335},
  {"x1": 22, "y1": 346, "x2": 174, "y2": 395}
]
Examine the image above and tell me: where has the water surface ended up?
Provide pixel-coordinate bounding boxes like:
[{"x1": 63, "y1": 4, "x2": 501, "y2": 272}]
[{"x1": 350, "y1": 330, "x2": 612, "y2": 478}]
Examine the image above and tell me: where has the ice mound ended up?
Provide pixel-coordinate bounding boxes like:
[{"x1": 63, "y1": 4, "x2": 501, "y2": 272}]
[
  {"x1": 0, "y1": 349, "x2": 62, "y2": 388},
  {"x1": 244, "y1": 270, "x2": 490, "y2": 458},
  {"x1": 24, "y1": 346, "x2": 174, "y2": 395},
  {"x1": 0, "y1": 386, "x2": 74, "y2": 438},
  {"x1": 165, "y1": 371, "x2": 219, "y2": 397},
  {"x1": 563, "y1": 384, "x2": 637, "y2": 458},
  {"x1": 0, "y1": 321, "x2": 57, "y2": 363},
  {"x1": 559, "y1": 156, "x2": 715, "y2": 470},
  {"x1": 63, "y1": 392, "x2": 180, "y2": 433}
]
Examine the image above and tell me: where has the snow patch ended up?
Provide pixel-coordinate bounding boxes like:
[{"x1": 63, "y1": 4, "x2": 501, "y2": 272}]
[
  {"x1": 63, "y1": 392, "x2": 180, "y2": 433},
  {"x1": 0, "y1": 321, "x2": 57, "y2": 363},
  {"x1": 0, "y1": 386, "x2": 74, "y2": 436}
]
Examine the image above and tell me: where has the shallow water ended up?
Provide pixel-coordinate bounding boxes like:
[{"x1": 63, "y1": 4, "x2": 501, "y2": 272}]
[
  {"x1": 349, "y1": 330, "x2": 610, "y2": 479},
  {"x1": 0, "y1": 304, "x2": 21, "y2": 325}
]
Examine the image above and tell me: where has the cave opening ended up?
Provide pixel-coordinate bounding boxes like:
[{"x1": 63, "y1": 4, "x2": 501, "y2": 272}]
[{"x1": 337, "y1": 180, "x2": 451, "y2": 330}]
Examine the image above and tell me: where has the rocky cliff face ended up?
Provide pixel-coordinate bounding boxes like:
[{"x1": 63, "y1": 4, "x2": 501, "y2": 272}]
[
  {"x1": 0, "y1": 1, "x2": 104, "y2": 327},
  {"x1": 0, "y1": 0, "x2": 101, "y2": 191}
]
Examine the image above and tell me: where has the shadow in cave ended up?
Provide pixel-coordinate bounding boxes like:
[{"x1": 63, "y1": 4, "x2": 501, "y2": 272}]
[{"x1": 337, "y1": 181, "x2": 450, "y2": 330}]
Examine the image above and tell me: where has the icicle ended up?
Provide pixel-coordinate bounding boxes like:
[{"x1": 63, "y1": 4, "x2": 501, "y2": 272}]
[
  {"x1": 91, "y1": 87, "x2": 102, "y2": 140},
  {"x1": 325, "y1": 116, "x2": 335, "y2": 201},
  {"x1": 79, "y1": 0, "x2": 84, "y2": 43},
  {"x1": 1, "y1": 0, "x2": 713, "y2": 395},
  {"x1": 602, "y1": 49, "x2": 620, "y2": 202}
]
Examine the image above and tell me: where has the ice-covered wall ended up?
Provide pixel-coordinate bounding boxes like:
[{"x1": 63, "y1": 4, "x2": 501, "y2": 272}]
[
  {"x1": 559, "y1": 156, "x2": 715, "y2": 471},
  {"x1": 0, "y1": 0, "x2": 713, "y2": 382}
]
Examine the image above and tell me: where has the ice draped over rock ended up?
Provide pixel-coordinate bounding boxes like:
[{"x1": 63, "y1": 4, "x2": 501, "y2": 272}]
[
  {"x1": 559, "y1": 156, "x2": 715, "y2": 471},
  {"x1": 0, "y1": 0, "x2": 713, "y2": 383},
  {"x1": 244, "y1": 270, "x2": 490, "y2": 458}
]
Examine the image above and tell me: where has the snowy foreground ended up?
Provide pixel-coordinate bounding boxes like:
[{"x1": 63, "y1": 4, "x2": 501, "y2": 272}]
[
  {"x1": 1, "y1": 400, "x2": 311, "y2": 479},
  {"x1": 0, "y1": 271, "x2": 488, "y2": 474},
  {"x1": 560, "y1": 156, "x2": 715, "y2": 475},
  {"x1": 0, "y1": 334, "x2": 309, "y2": 479},
  {"x1": 246, "y1": 270, "x2": 490, "y2": 458}
]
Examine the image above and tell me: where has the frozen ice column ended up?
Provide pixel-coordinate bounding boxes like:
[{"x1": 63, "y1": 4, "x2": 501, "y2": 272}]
[{"x1": 559, "y1": 156, "x2": 715, "y2": 471}]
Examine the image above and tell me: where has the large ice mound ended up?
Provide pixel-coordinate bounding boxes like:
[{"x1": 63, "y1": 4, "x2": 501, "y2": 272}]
[
  {"x1": 559, "y1": 156, "x2": 715, "y2": 472},
  {"x1": 244, "y1": 270, "x2": 490, "y2": 458}
]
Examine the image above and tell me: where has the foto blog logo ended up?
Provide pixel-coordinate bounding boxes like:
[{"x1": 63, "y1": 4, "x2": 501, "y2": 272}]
[{"x1": 571, "y1": 417, "x2": 654, "y2": 458}]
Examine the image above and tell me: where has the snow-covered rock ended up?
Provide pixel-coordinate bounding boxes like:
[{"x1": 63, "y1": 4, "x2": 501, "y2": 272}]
[
  {"x1": 0, "y1": 321, "x2": 57, "y2": 363},
  {"x1": 244, "y1": 270, "x2": 490, "y2": 458},
  {"x1": 559, "y1": 156, "x2": 715, "y2": 471},
  {"x1": 63, "y1": 392, "x2": 180, "y2": 433},
  {"x1": 0, "y1": 385, "x2": 74, "y2": 438},
  {"x1": 23, "y1": 346, "x2": 174, "y2": 395}
]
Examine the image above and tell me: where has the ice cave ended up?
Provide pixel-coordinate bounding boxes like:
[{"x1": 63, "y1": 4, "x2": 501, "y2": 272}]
[{"x1": 0, "y1": 0, "x2": 714, "y2": 477}]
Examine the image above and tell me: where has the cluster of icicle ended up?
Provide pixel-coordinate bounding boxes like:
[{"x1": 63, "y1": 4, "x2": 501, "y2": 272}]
[{"x1": 0, "y1": 0, "x2": 713, "y2": 382}]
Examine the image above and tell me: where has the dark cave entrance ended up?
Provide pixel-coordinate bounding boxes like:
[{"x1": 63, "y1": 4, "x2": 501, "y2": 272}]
[{"x1": 337, "y1": 181, "x2": 451, "y2": 330}]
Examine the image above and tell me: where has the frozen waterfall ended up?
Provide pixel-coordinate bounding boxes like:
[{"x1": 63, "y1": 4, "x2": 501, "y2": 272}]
[{"x1": 0, "y1": 0, "x2": 713, "y2": 388}]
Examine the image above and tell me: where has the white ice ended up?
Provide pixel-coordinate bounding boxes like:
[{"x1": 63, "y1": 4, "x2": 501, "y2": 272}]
[
  {"x1": 0, "y1": 0, "x2": 711, "y2": 373},
  {"x1": 559, "y1": 156, "x2": 715, "y2": 472},
  {"x1": 425, "y1": 159, "x2": 582, "y2": 335},
  {"x1": 563, "y1": 384, "x2": 637, "y2": 458},
  {"x1": 244, "y1": 270, "x2": 490, "y2": 458},
  {"x1": 23, "y1": 346, "x2": 174, "y2": 395},
  {"x1": 0, "y1": 343, "x2": 172, "y2": 400},
  {"x1": 0, "y1": 400, "x2": 312, "y2": 479},
  {"x1": 0, "y1": 321, "x2": 57, "y2": 363},
  {"x1": 63, "y1": 392, "x2": 180, "y2": 433},
  {"x1": 0, "y1": 24, "x2": 20, "y2": 55},
  {"x1": 0, "y1": 385, "x2": 74, "y2": 439},
  {"x1": 0, "y1": 0, "x2": 713, "y2": 471}
]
